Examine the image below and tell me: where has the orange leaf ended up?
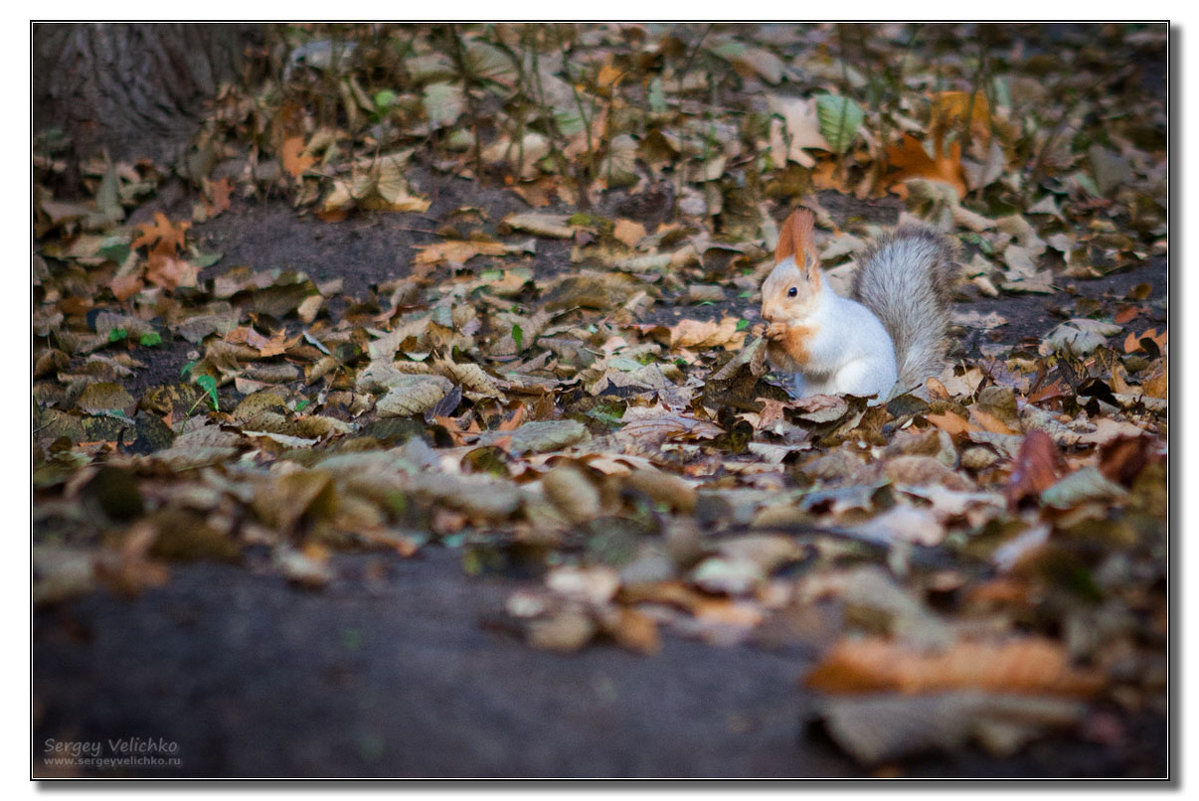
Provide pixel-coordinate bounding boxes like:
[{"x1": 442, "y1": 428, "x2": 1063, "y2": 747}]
[
  {"x1": 132, "y1": 211, "x2": 190, "y2": 253},
  {"x1": 497, "y1": 405, "x2": 526, "y2": 432},
  {"x1": 804, "y1": 635, "x2": 1105, "y2": 697},
  {"x1": 601, "y1": 607, "x2": 660, "y2": 654},
  {"x1": 924, "y1": 410, "x2": 977, "y2": 436},
  {"x1": 282, "y1": 136, "x2": 316, "y2": 178},
  {"x1": 432, "y1": 414, "x2": 482, "y2": 446},
  {"x1": 886, "y1": 134, "x2": 967, "y2": 199},
  {"x1": 1113, "y1": 305, "x2": 1141, "y2": 325},
  {"x1": 1123, "y1": 327, "x2": 1168, "y2": 354},
  {"x1": 206, "y1": 177, "x2": 233, "y2": 217},
  {"x1": 969, "y1": 408, "x2": 1017, "y2": 435}
]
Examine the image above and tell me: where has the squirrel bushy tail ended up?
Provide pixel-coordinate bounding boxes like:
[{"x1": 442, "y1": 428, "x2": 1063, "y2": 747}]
[{"x1": 851, "y1": 225, "x2": 958, "y2": 390}]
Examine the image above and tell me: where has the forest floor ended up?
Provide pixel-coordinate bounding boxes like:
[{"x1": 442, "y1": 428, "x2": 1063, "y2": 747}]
[{"x1": 33, "y1": 24, "x2": 1168, "y2": 778}]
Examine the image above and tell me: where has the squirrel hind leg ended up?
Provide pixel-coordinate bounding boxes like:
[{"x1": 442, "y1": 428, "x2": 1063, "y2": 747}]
[{"x1": 830, "y1": 358, "x2": 896, "y2": 400}]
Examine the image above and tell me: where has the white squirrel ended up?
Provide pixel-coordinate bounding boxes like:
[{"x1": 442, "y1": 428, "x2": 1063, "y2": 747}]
[{"x1": 760, "y1": 208, "x2": 957, "y2": 399}]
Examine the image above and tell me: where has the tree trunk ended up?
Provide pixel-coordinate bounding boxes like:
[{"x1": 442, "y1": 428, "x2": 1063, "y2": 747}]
[{"x1": 34, "y1": 23, "x2": 256, "y2": 163}]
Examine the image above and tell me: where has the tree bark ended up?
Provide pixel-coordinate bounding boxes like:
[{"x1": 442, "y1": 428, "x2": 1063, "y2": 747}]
[{"x1": 34, "y1": 23, "x2": 255, "y2": 163}]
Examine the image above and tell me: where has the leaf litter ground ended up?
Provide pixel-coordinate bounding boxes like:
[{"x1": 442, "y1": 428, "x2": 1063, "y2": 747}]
[{"x1": 34, "y1": 23, "x2": 1167, "y2": 777}]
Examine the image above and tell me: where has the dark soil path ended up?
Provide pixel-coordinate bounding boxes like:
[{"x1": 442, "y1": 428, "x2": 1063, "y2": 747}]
[{"x1": 33, "y1": 547, "x2": 1166, "y2": 778}]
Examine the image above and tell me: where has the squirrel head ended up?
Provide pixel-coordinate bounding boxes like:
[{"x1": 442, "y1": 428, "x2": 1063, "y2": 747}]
[{"x1": 761, "y1": 208, "x2": 822, "y2": 323}]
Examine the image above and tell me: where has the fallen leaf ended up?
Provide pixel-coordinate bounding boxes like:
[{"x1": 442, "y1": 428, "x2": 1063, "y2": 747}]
[
  {"x1": 1040, "y1": 319, "x2": 1122, "y2": 357},
  {"x1": 805, "y1": 635, "x2": 1105, "y2": 697},
  {"x1": 281, "y1": 135, "x2": 316, "y2": 178},
  {"x1": 767, "y1": 95, "x2": 829, "y2": 168},
  {"x1": 132, "y1": 211, "x2": 189, "y2": 253},
  {"x1": 668, "y1": 317, "x2": 745, "y2": 349},
  {"x1": 816, "y1": 690, "x2": 1084, "y2": 766},
  {"x1": 612, "y1": 218, "x2": 647, "y2": 248},
  {"x1": 413, "y1": 239, "x2": 522, "y2": 267},
  {"x1": 1005, "y1": 430, "x2": 1066, "y2": 509},
  {"x1": 925, "y1": 410, "x2": 979, "y2": 436},
  {"x1": 206, "y1": 177, "x2": 233, "y2": 217}
]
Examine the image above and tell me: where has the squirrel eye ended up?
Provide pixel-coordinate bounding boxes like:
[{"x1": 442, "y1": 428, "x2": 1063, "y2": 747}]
[{"x1": 787, "y1": 286, "x2": 798, "y2": 298}]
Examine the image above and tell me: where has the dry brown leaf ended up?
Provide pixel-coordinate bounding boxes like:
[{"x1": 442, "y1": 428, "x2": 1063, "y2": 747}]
[
  {"x1": 668, "y1": 317, "x2": 745, "y2": 350},
  {"x1": 617, "y1": 407, "x2": 724, "y2": 447},
  {"x1": 541, "y1": 464, "x2": 602, "y2": 524},
  {"x1": 110, "y1": 273, "x2": 145, "y2": 301},
  {"x1": 612, "y1": 218, "x2": 647, "y2": 248},
  {"x1": 206, "y1": 177, "x2": 233, "y2": 217},
  {"x1": 225, "y1": 326, "x2": 303, "y2": 357},
  {"x1": 1005, "y1": 430, "x2": 1067, "y2": 508},
  {"x1": 93, "y1": 521, "x2": 170, "y2": 598},
  {"x1": 413, "y1": 240, "x2": 514, "y2": 267},
  {"x1": 1141, "y1": 358, "x2": 1167, "y2": 398},
  {"x1": 144, "y1": 251, "x2": 199, "y2": 291}
]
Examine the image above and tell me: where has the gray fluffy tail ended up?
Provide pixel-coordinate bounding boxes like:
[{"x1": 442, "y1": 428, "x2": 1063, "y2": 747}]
[{"x1": 851, "y1": 225, "x2": 958, "y2": 392}]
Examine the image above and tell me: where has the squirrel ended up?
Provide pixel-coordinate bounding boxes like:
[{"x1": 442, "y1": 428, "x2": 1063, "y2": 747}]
[{"x1": 760, "y1": 208, "x2": 957, "y2": 399}]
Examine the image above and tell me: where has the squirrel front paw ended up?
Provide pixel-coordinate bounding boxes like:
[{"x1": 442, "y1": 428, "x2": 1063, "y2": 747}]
[{"x1": 764, "y1": 321, "x2": 788, "y2": 341}]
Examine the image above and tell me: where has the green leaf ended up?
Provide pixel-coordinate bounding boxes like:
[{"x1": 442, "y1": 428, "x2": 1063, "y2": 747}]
[
  {"x1": 512, "y1": 323, "x2": 524, "y2": 352},
  {"x1": 98, "y1": 236, "x2": 131, "y2": 264},
  {"x1": 374, "y1": 89, "x2": 399, "y2": 111},
  {"x1": 815, "y1": 94, "x2": 864, "y2": 154},
  {"x1": 195, "y1": 375, "x2": 219, "y2": 412},
  {"x1": 108, "y1": 327, "x2": 127, "y2": 342},
  {"x1": 648, "y1": 77, "x2": 667, "y2": 113},
  {"x1": 191, "y1": 248, "x2": 223, "y2": 269},
  {"x1": 180, "y1": 360, "x2": 197, "y2": 378},
  {"x1": 735, "y1": 319, "x2": 750, "y2": 331},
  {"x1": 139, "y1": 331, "x2": 162, "y2": 347}
]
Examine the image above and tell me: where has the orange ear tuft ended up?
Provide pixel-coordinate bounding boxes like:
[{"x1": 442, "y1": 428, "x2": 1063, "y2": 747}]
[{"x1": 774, "y1": 209, "x2": 816, "y2": 264}]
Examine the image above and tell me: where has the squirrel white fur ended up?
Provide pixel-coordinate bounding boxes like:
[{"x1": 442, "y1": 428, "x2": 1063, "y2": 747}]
[{"x1": 760, "y1": 209, "x2": 957, "y2": 399}]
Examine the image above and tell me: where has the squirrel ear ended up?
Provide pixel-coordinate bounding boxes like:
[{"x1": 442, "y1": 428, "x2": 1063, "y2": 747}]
[{"x1": 775, "y1": 209, "x2": 816, "y2": 265}]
